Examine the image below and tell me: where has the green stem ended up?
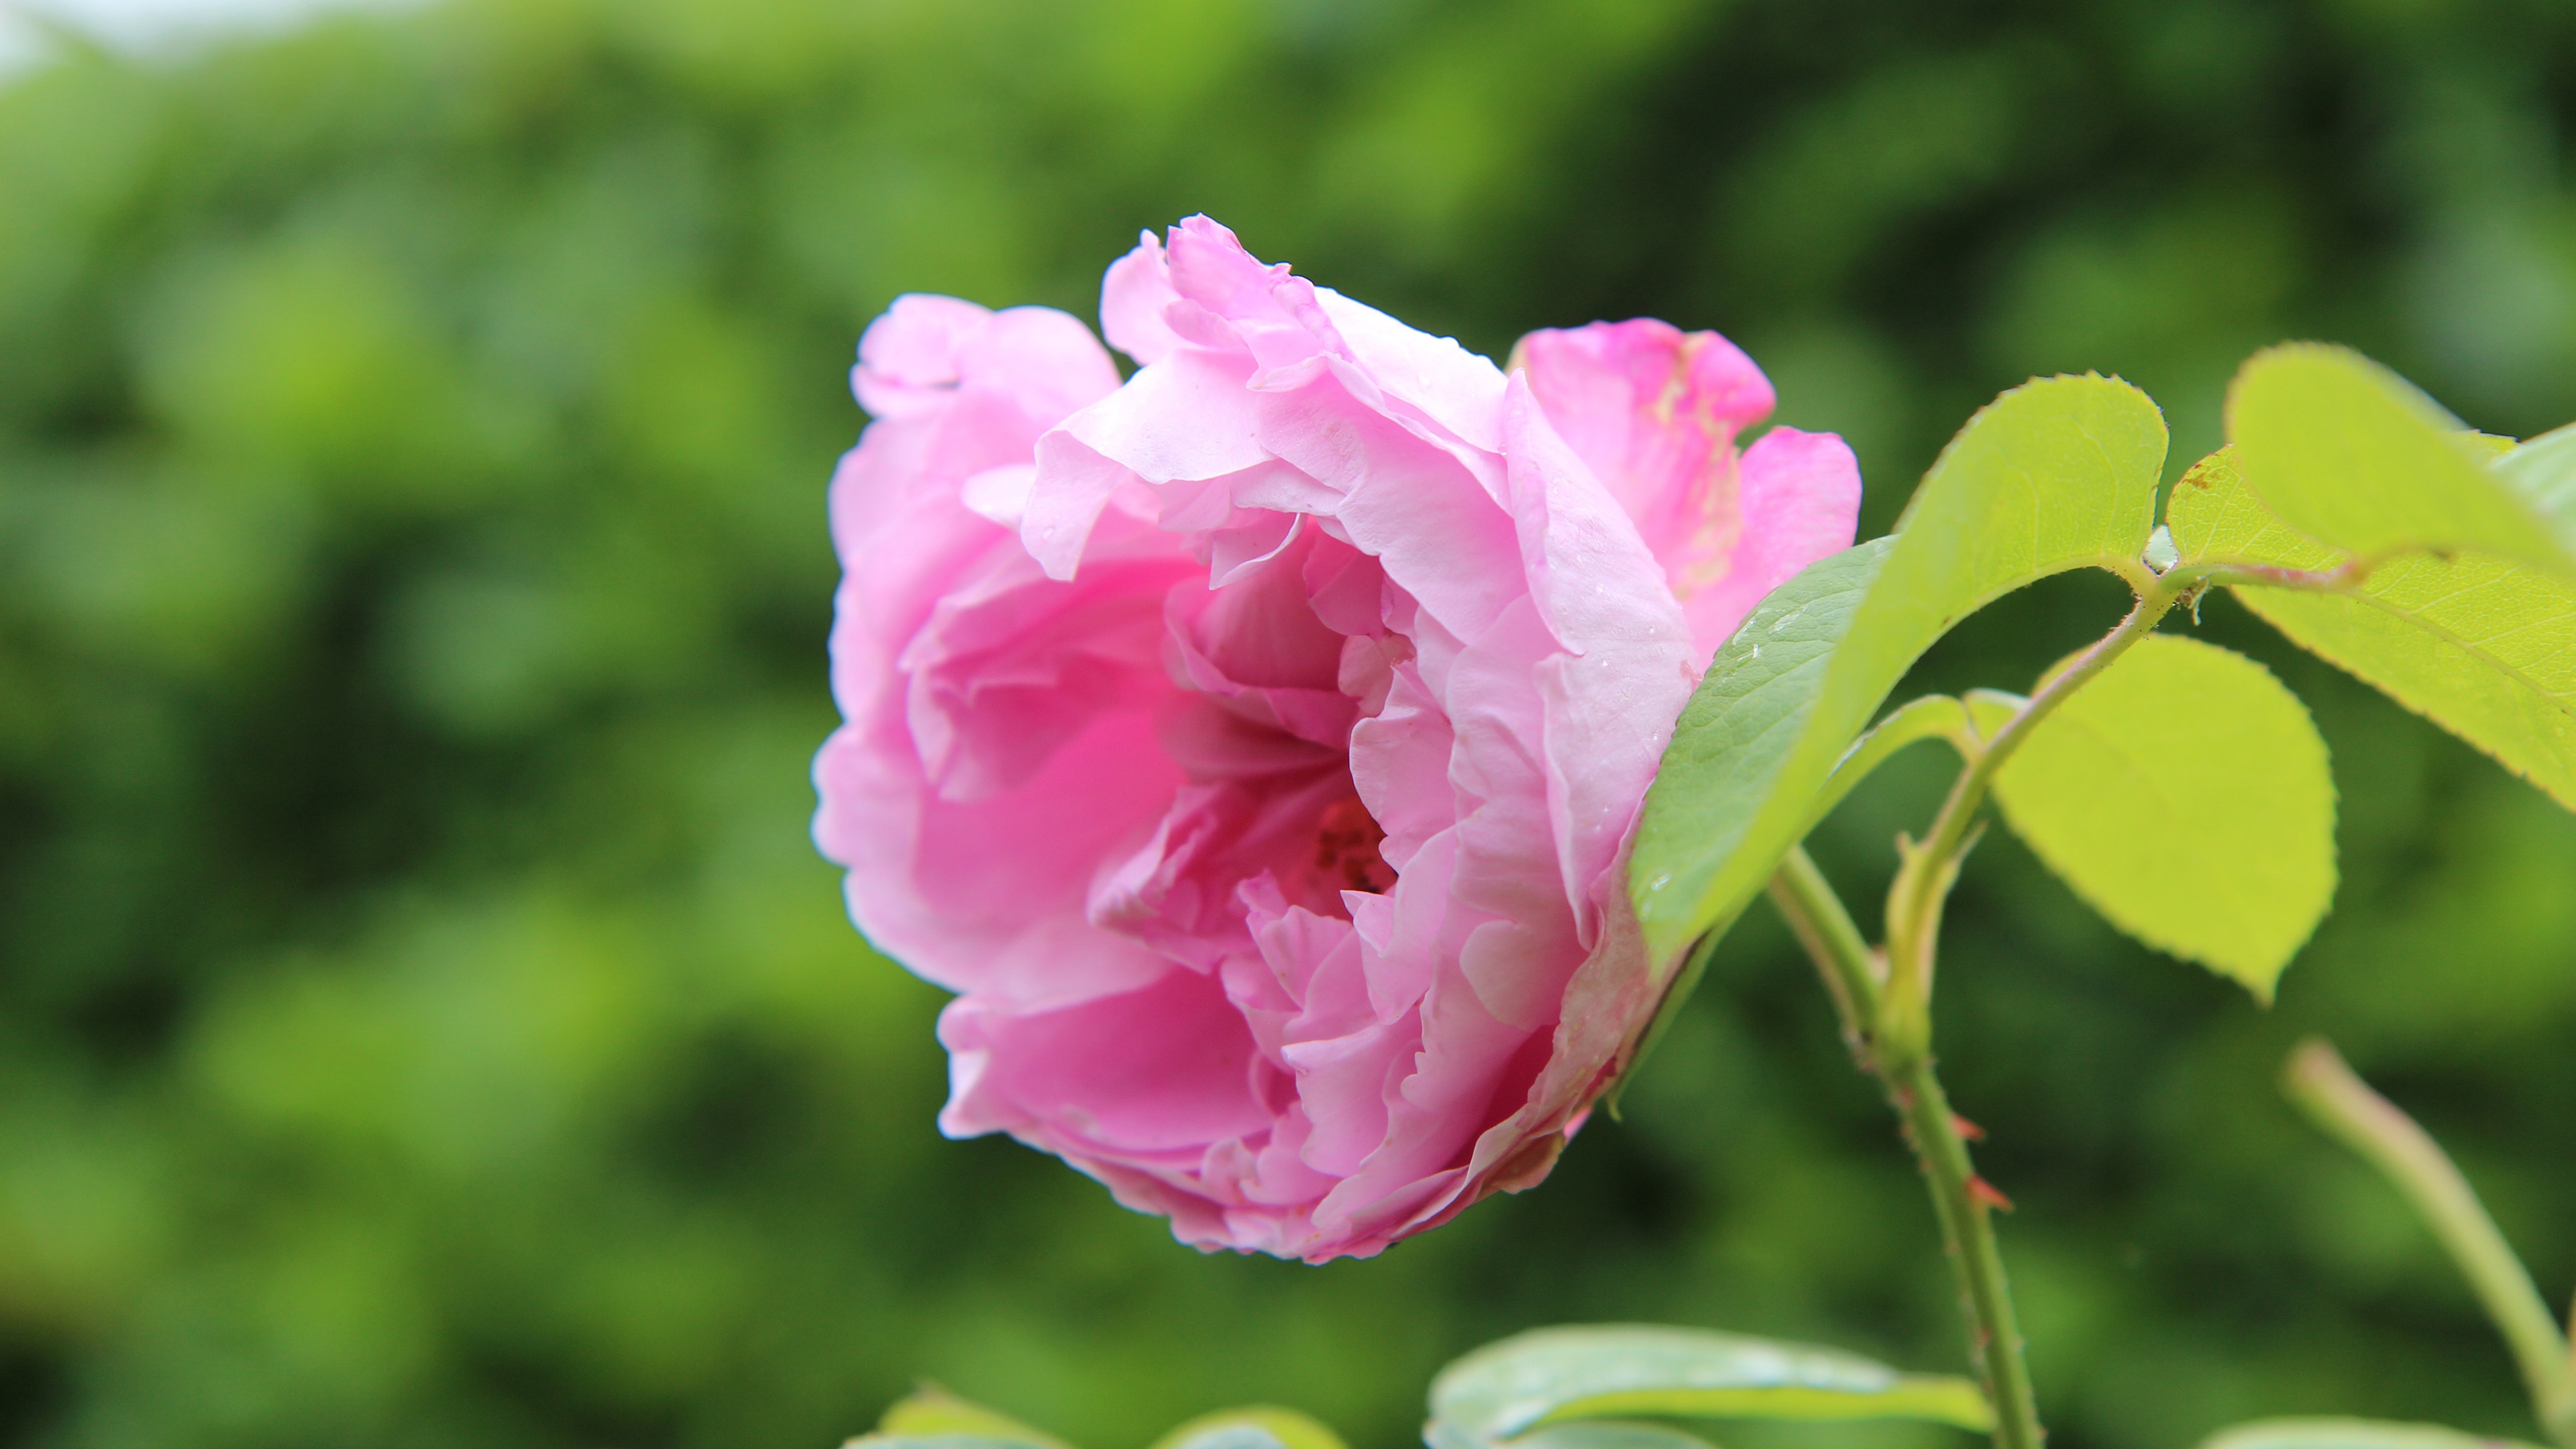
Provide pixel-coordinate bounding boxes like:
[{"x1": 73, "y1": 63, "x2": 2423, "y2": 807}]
[
  {"x1": 1768, "y1": 845, "x2": 1881, "y2": 1054},
  {"x1": 1764, "y1": 559, "x2": 2257, "y2": 1449},
  {"x1": 1894, "y1": 1053, "x2": 2038, "y2": 1449},
  {"x1": 1767, "y1": 847, "x2": 2043, "y2": 1449},
  {"x1": 2284, "y1": 1040, "x2": 2575, "y2": 1447},
  {"x1": 1882, "y1": 588, "x2": 2174, "y2": 1034}
]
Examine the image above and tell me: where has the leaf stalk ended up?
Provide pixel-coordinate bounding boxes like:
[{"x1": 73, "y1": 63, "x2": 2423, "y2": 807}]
[{"x1": 2283, "y1": 1039, "x2": 2575, "y2": 1448}]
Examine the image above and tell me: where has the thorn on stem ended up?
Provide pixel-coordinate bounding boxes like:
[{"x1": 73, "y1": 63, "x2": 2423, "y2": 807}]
[
  {"x1": 1951, "y1": 1112, "x2": 1987, "y2": 1141},
  {"x1": 1968, "y1": 1175, "x2": 2016, "y2": 1213}
]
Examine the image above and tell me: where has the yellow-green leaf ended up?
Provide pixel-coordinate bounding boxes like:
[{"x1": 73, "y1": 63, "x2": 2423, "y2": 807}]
[
  {"x1": 1990, "y1": 634, "x2": 2336, "y2": 999},
  {"x1": 862, "y1": 1388, "x2": 1071, "y2": 1449},
  {"x1": 2226, "y1": 345, "x2": 2575, "y2": 576},
  {"x1": 2170, "y1": 447, "x2": 2576, "y2": 812}
]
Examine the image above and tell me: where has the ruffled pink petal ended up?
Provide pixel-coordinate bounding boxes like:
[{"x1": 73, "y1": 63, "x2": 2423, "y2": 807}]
[
  {"x1": 1513, "y1": 318, "x2": 1776, "y2": 607},
  {"x1": 853, "y1": 294, "x2": 1000, "y2": 419},
  {"x1": 936, "y1": 968, "x2": 1270, "y2": 1151},
  {"x1": 1102, "y1": 229, "x2": 1187, "y2": 367}
]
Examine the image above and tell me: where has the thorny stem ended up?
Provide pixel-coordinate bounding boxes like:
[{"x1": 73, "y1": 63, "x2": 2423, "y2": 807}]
[
  {"x1": 1762, "y1": 553, "x2": 2278, "y2": 1449},
  {"x1": 2284, "y1": 1039, "x2": 2576, "y2": 1448},
  {"x1": 1768, "y1": 847, "x2": 2041, "y2": 1449}
]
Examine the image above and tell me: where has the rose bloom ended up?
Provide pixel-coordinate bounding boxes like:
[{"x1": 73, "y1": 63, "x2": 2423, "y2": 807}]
[{"x1": 813, "y1": 218, "x2": 1858, "y2": 1262}]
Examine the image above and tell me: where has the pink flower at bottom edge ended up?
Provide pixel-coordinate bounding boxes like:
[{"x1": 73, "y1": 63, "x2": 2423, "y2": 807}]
[{"x1": 813, "y1": 218, "x2": 1860, "y2": 1262}]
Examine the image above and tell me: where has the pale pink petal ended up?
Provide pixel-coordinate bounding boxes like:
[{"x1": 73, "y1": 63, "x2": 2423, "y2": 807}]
[
  {"x1": 853, "y1": 294, "x2": 998, "y2": 418},
  {"x1": 1101, "y1": 229, "x2": 1187, "y2": 367}
]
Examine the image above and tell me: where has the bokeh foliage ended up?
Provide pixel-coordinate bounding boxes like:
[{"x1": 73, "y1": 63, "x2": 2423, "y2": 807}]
[{"x1": 1, "y1": 1, "x2": 2573, "y2": 1446}]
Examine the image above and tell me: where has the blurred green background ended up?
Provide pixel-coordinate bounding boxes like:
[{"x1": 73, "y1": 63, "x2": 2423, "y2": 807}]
[{"x1": 2, "y1": 0, "x2": 2573, "y2": 1446}]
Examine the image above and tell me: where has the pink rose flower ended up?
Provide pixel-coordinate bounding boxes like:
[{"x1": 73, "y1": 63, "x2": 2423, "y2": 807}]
[{"x1": 812, "y1": 218, "x2": 1859, "y2": 1262}]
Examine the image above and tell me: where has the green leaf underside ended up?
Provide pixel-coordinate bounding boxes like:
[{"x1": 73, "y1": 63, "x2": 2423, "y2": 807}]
[
  {"x1": 2227, "y1": 345, "x2": 2575, "y2": 576},
  {"x1": 2498, "y1": 421, "x2": 2576, "y2": 539},
  {"x1": 2171, "y1": 448, "x2": 2576, "y2": 812},
  {"x1": 1631, "y1": 374, "x2": 2165, "y2": 962},
  {"x1": 1990, "y1": 633, "x2": 2334, "y2": 998},
  {"x1": 2198, "y1": 1419, "x2": 2553, "y2": 1449},
  {"x1": 875, "y1": 1389, "x2": 1072, "y2": 1449},
  {"x1": 1538, "y1": 1386, "x2": 1995, "y2": 1427},
  {"x1": 1505, "y1": 1424, "x2": 1717, "y2": 1449},
  {"x1": 1151, "y1": 1408, "x2": 1348, "y2": 1449},
  {"x1": 1425, "y1": 1324, "x2": 1995, "y2": 1449}
]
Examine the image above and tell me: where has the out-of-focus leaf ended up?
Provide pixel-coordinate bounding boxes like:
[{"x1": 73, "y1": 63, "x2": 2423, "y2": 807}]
[
  {"x1": 2171, "y1": 447, "x2": 2576, "y2": 812},
  {"x1": 2198, "y1": 1419, "x2": 2551, "y2": 1449},
  {"x1": 2497, "y1": 421, "x2": 2576, "y2": 537},
  {"x1": 1425, "y1": 1324, "x2": 1993, "y2": 1449},
  {"x1": 855, "y1": 1423, "x2": 1056, "y2": 1433},
  {"x1": 1151, "y1": 1407, "x2": 1346, "y2": 1449},
  {"x1": 1631, "y1": 374, "x2": 2164, "y2": 963},
  {"x1": 1990, "y1": 634, "x2": 2336, "y2": 999},
  {"x1": 1507, "y1": 1425, "x2": 1718, "y2": 1449},
  {"x1": 871, "y1": 1387, "x2": 1072, "y2": 1449},
  {"x1": 2226, "y1": 345, "x2": 2576, "y2": 574}
]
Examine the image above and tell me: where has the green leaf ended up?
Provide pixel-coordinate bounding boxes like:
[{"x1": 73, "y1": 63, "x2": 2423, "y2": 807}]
[
  {"x1": 2198, "y1": 1419, "x2": 2552, "y2": 1449},
  {"x1": 849, "y1": 1438, "x2": 1061, "y2": 1449},
  {"x1": 1425, "y1": 1324, "x2": 1994, "y2": 1449},
  {"x1": 1150, "y1": 1408, "x2": 1346, "y2": 1449},
  {"x1": 1989, "y1": 633, "x2": 2335, "y2": 1000},
  {"x1": 1508, "y1": 1425, "x2": 1719, "y2": 1449},
  {"x1": 2226, "y1": 345, "x2": 2575, "y2": 575},
  {"x1": 1631, "y1": 374, "x2": 2165, "y2": 963},
  {"x1": 2497, "y1": 421, "x2": 2576, "y2": 538},
  {"x1": 863, "y1": 1388, "x2": 1072, "y2": 1449},
  {"x1": 2170, "y1": 448, "x2": 2576, "y2": 812},
  {"x1": 1811, "y1": 693, "x2": 1978, "y2": 826}
]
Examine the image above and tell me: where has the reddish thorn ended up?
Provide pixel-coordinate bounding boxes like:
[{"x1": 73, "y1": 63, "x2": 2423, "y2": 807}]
[
  {"x1": 1951, "y1": 1112, "x2": 1986, "y2": 1141},
  {"x1": 1968, "y1": 1175, "x2": 2016, "y2": 1213}
]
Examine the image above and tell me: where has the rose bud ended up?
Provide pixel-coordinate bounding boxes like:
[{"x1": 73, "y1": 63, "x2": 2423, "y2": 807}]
[{"x1": 812, "y1": 217, "x2": 1858, "y2": 1261}]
